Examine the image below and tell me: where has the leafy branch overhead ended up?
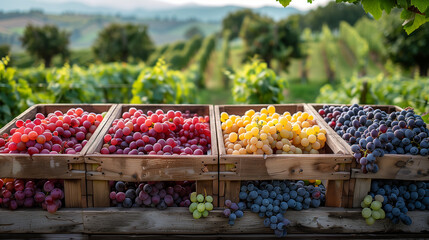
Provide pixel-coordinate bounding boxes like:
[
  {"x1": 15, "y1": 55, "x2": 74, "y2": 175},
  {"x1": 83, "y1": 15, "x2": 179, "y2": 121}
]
[{"x1": 275, "y1": 0, "x2": 429, "y2": 34}]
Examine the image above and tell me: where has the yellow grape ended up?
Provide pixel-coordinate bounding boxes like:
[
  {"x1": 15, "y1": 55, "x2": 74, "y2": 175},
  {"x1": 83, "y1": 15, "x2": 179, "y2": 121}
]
[
  {"x1": 301, "y1": 138, "x2": 310, "y2": 147},
  {"x1": 308, "y1": 134, "x2": 317, "y2": 143}
]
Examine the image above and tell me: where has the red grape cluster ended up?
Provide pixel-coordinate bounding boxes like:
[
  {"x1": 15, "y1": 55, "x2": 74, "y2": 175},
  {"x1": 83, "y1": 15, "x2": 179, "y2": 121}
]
[
  {"x1": 109, "y1": 181, "x2": 195, "y2": 209},
  {"x1": 101, "y1": 108, "x2": 211, "y2": 155},
  {"x1": 0, "y1": 108, "x2": 104, "y2": 155},
  {"x1": 0, "y1": 179, "x2": 64, "y2": 213}
]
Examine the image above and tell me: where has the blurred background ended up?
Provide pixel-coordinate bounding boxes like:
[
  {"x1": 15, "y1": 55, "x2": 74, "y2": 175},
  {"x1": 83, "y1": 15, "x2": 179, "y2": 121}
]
[{"x1": 0, "y1": 0, "x2": 428, "y2": 126}]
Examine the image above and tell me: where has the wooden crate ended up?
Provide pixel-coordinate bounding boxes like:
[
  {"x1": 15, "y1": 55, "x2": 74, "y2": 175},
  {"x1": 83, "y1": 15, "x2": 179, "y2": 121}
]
[
  {"x1": 85, "y1": 104, "x2": 219, "y2": 207},
  {"x1": 215, "y1": 104, "x2": 352, "y2": 208},
  {"x1": 307, "y1": 104, "x2": 429, "y2": 207},
  {"x1": 0, "y1": 104, "x2": 117, "y2": 207}
]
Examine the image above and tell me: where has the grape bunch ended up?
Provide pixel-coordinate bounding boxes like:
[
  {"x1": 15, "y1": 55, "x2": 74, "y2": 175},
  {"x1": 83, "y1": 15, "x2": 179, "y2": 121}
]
[
  {"x1": 368, "y1": 180, "x2": 429, "y2": 225},
  {"x1": 221, "y1": 105, "x2": 328, "y2": 155},
  {"x1": 360, "y1": 194, "x2": 386, "y2": 225},
  {"x1": 109, "y1": 181, "x2": 195, "y2": 209},
  {"x1": 0, "y1": 108, "x2": 105, "y2": 155},
  {"x1": 237, "y1": 180, "x2": 325, "y2": 237},
  {"x1": 223, "y1": 200, "x2": 244, "y2": 225},
  {"x1": 318, "y1": 104, "x2": 429, "y2": 173},
  {"x1": 101, "y1": 108, "x2": 211, "y2": 155},
  {"x1": 188, "y1": 191, "x2": 214, "y2": 219},
  {"x1": 0, "y1": 178, "x2": 64, "y2": 213}
]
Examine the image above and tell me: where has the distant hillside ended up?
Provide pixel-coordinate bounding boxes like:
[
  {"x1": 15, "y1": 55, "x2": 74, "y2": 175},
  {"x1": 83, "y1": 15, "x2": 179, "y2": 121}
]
[
  {"x1": 0, "y1": 3, "x2": 300, "y2": 50},
  {"x1": 1, "y1": 1, "x2": 301, "y2": 22}
]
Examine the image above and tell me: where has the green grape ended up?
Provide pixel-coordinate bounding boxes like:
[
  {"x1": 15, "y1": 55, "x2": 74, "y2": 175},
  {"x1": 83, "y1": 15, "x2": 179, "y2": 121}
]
[
  {"x1": 205, "y1": 202, "x2": 213, "y2": 211},
  {"x1": 190, "y1": 192, "x2": 197, "y2": 203},
  {"x1": 362, "y1": 208, "x2": 372, "y2": 219},
  {"x1": 205, "y1": 195, "x2": 213, "y2": 203},
  {"x1": 372, "y1": 210, "x2": 381, "y2": 220},
  {"x1": 193, "y1": 209, "x2": 202, "y2": 219},
  {"x1": 360, "y1": 201, "x2": 369, "y2": 208},
  {"x1": 374, "y1": 194, "x2": 384, "y2": 203},
  {"x1": 202, "y1": 210, "x2": 209, "y2": 218},
  {"x1": 363, "y1": 195, "x2": 373, "y2": 205},
  {"x1": 365, "y1": 216, "x2": 375, "y2": 225},
  {"x1": 197, "y1": 194, "x2": 204, "y2": 203},
  {"x1": 197, "y1": 203, "x2": 206, "y2": 212},
  {"x1": 378, "y1": 209, "x2": 385, "y2": 219},
  {"x1": 189, "y1": 202, "x2": 198, "y2": 213},
  {"x1": 370, "y1": 201, "x2": 382, "y2": 211}
]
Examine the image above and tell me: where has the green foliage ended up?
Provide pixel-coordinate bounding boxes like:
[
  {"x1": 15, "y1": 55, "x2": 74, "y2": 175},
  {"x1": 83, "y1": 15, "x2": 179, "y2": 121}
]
[
  {"x1": 147, "y1": 45, "x2": 170, "y2": 66},
  {"x1": 227, "y1": 59, "x2": 288, "y2": 104},
  {"x1": 93, "y1": 23, "x2": 154, "y2": 63},
  {"x1": 222, "y1": 9, "x2": 261, "y2": 40},
  {"x1": 320, "y1": 25, "x2": 339, "y2": 82},
  {"x1": 339, "y1": 21, "x2": 369, "y2": 72},
  {"x1": 167, "y1": 35, "x2": 203, "y2": 70},
  {"x1": 131, "y1": 59, "x2": 196, "y2": 104},
  {"x1": 20, "y1": 24, "x2": 70, "y2": 67},
  {"x1": 316, "y1": 74, "x2": 429, "y2": 114},
  {"x1": 187, "y1": 35, "x2": 216, "y2": 88},
  {"x1": 288, "y1": 2, "x2": 367, "y2": 31},
  {"x1": 0, "y1": 44, "x2": 10, "y2": 58},
  {"x1": 383, "y1": 13, "x2": 429, "y2": 76},
  {"x1": 184, "y1": 26, "x2": 204, "y2": 39},
  {"x1": 275, "y1": 0, "x2": 429, "y2": 34},
  {"x1": 240, "y1": 15, "x2": 301, "y2": 69},
  {"x1": 0, "y1": 57, "x2": 33, "y2": 126},
  {"x1": 354, "y1": 18, "x2": 386, "y2": 57},
  {"x1": 219, "y1": 30, "x2": 231, "y2": 89}
]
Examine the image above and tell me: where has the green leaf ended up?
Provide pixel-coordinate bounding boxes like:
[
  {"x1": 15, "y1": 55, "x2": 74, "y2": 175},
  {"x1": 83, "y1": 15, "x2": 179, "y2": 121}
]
[
  {"x1": 397, "y1": 0, "x2": 409, "y2": 9},
  {"x1": 361, "y1": 0, "x2": 383, "y2": 19},
  {"x1": 400, "y1": 9, "x2": 413, "y2": 20},
  {"x1": 422, "y1": 112, "x2": 429, "y2": 124},
  {"x1": 404, "y1": 14, "x2": 429, "y2": 34},
  {"x1": 379, "y1": 0, "x2": 396, "y2": 14},
  {"x1": 276, "y1": 0, "x2": 292, "y2": 7},
  {"x1": 411, "y1": 0, "x2": 429, "y2": 13}
]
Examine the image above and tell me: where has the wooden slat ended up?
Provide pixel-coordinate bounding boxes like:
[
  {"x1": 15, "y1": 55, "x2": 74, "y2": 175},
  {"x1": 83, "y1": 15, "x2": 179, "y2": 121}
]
[
  {"x1": 64, "y1": 179, "x2": 83, "y2": 208},
  {"x1": 352, "y1": 156, "x2": 429, "y2": 180},
  {"x1": 352, "y1": 178, "x2": 372, "y2": 208},
  {"x1": 1, "y1": 208, "x2": 427, "y2": 234},
  {"x1": 92, "y1": 180, "x2": 110, "y2": 208},
  {"x1": 0, "y1": 209, "x2": 84, "y2": 233},
  {"x1": 81, "y1": 208, "x2": 429, "y2": 234}
]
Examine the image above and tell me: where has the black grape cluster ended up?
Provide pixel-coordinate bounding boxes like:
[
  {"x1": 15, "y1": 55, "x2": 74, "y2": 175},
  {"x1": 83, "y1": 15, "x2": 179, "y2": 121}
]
[
  {"x1": 369, "y1": 180, "x2": 429, "y2": 225},
  {"x1": 223, "y1": 200, "x2": 244, "y2": 225},
  {"x1": 237, "y1": 180, "x2": 325, "y2": 237},
  {"x1": 319, "y1": 104, "x2": 429, "y2": 173},
  {"x1": 109, "y1": 181, "x2": 195, "y2": 209}
]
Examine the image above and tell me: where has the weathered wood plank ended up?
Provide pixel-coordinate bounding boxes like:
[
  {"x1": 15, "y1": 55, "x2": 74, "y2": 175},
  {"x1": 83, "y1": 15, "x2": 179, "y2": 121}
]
[
  {"x1": 352, "y1": 157, "x2": 429, "y2": 180},
  {"x1": 352, "y1": 178, "x2": 372, "y2": 208},
  {"x1": 82, "y1": 207, "x2": 429, "y2": 234},
  {"x1": 0, "y1": 209, "x2": 84, "y2": 233}
]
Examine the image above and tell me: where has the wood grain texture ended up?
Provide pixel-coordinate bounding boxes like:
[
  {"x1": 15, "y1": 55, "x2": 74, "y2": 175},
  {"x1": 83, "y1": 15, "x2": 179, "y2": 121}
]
[
  {"x1": 0, "y1": 104, "x2": 116, "y2": 178},
  {"x1": 82, "y1": 207, "x2": 429, "y2": 234},
  {"x1": 0, "y1": 209, "x2": 84, "y2": 233},
  {"x1": 1, "y1": 208, "x2": 427, "y2": 234},
  {"x1": 352, "y1": 178, "x2": 372, "y2": 208}
]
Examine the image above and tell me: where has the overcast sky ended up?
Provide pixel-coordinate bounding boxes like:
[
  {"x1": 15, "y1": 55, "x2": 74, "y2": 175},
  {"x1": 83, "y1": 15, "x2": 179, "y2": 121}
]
[{"x1": 41, "y1": 0, "x2": 332, "y2": 11}]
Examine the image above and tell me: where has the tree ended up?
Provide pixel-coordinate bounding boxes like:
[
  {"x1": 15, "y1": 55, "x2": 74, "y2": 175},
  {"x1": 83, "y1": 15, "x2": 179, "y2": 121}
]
[
  {"x1": 275, "y1": 0, "x2": 429, "y2": 34},
  {"x1": 93, "y1": 23, "x2": 154, "y2": 63},
  {"x1": 384, "y1": 14, "x2": 429, "y2": 76},
  {"x1": 293, "y1": 2, "x2": 366, "y2": 31},
  {"x1": 184, "y1": 26, "x2": 204, "y2": 40},
  {"x1": 222, "y1": 9, "x2": 260, "y2": 40},
  {"x1": 0, "y1": 44, "x2": 10, "y2": 58},
  {"x1": 20, "y1": 24, "x2": 70, "y2": 67},
  {"x1": 240, "y1": 15, "x2": 300, "y2": 68}
]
